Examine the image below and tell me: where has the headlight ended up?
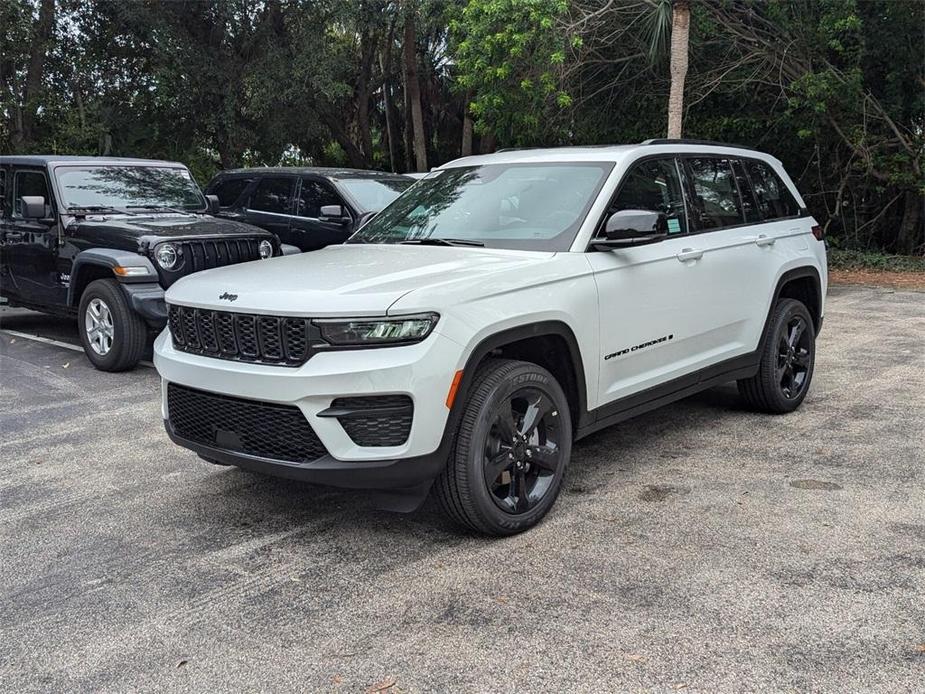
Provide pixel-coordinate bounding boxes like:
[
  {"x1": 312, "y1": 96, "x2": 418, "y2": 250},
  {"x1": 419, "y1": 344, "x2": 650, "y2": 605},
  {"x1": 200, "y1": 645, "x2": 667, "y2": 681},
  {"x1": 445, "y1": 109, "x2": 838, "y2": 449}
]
[
  {"x1": 155, "y1": 243, "x2": 178, "y2": 270},
  {"x1": 258, "y1": 240, "x2": 273, "y2": 259},
  {"x1": 316, "y1": 313, "x2": 439, "y2": 346}
]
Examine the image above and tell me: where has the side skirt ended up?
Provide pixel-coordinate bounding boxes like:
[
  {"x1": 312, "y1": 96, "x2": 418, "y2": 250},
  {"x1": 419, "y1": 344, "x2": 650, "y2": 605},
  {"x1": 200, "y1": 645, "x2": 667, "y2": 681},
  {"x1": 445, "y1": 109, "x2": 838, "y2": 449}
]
[{"x1": 576, "y1": 351, "x2": 759, "y2": 440}]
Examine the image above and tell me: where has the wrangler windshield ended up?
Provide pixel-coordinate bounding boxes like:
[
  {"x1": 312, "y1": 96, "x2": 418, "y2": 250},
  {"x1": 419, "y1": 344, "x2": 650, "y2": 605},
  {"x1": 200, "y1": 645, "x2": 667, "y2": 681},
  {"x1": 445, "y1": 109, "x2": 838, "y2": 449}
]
[
  {"x1": 351, "y1": 162, "x2": 613, "y2": 251},
  {"x1": 54, "y1": 165, "x2": 207, "y2": 212}
]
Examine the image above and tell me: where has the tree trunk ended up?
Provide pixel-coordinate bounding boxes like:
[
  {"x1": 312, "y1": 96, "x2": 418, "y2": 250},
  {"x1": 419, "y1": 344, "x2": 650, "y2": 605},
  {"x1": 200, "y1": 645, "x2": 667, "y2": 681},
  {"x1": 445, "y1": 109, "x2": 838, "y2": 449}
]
[
  {"x1": 380, "y1": 42, "x2": 398, "y2": 173},
  {"x1": 461, "y1": 96, "x2": 474, "y2": 157},
  {"x1": 666, "y1": 0, "x2": 690, "y2": 139},
  {"x1": 480, "y1": 131, "x2": 496, "y2": 154},
  {"x1": 402, "y1": 10, "x2": 427, "y2": 172},
  {"x1": 13, "y1": 0, "x2": 55, "y2": 151},
  {"x1": 356, "y1": 29, "x2": 375, "y2": 166},
  {"x1": 896, "y1": 189, "x2": 923, "y2": 255}
]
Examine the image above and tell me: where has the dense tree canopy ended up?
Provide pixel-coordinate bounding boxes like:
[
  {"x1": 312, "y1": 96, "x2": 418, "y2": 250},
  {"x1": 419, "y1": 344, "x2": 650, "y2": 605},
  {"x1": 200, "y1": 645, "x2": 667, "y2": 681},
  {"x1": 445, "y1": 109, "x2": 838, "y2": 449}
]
[{"x1": 1, "y1": 0, "x2": 922, "y2": 253}]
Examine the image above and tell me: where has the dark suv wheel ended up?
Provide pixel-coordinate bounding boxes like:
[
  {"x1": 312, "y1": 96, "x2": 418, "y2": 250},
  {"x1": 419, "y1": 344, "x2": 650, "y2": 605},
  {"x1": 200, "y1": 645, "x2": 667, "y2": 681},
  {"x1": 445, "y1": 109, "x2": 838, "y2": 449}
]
[
  {"x1": 78, "y1": 279, "x2": 148, "y2": 372},
  {"x1": 738, "y1": 298, "x2": 816, "y2": 413},
  {"x1": 435, "y1": 358, "x2": 572, "y2": 535}
]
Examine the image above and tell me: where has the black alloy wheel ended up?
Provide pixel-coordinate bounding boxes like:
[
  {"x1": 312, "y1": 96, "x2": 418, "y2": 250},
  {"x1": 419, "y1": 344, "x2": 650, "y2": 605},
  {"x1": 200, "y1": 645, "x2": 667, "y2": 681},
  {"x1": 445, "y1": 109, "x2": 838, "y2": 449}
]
[
  {"x1": 777, "y1": 314, "x2": 812, "y2": 400},
  {"x1": 483, "y1": 386, "x2": 564, "y2": 514}
]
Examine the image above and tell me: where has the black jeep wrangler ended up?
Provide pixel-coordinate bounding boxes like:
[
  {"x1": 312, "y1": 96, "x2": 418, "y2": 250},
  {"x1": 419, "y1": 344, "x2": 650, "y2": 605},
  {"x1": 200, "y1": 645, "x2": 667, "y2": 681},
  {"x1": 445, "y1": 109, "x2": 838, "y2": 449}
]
[{"x1": 0, "y1": 156, "x2": 286, "y2": 371}]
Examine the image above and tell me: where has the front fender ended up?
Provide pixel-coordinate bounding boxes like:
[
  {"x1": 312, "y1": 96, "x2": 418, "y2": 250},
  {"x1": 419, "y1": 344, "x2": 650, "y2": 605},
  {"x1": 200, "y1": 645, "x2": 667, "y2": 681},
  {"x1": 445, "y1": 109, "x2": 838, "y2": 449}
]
[{"x1": 69, "y1": 248, "x2": 159, "y2": 305}]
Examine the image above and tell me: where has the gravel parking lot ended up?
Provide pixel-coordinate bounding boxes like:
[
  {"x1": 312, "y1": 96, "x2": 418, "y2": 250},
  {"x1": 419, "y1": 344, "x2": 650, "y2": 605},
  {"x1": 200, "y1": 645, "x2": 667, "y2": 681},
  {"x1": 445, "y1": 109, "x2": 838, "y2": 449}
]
[{"x1": 1, "y1": 284, "x2": 923, "y2": 692}]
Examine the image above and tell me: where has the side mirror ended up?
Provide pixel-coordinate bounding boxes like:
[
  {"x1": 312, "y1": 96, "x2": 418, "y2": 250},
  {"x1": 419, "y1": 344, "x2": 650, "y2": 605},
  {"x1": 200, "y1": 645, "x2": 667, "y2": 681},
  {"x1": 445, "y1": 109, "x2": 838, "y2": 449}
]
[
  {"x1": 21, "y1": 196, "x2": 47, "y2": 220},
  {"x1": 320, "y1": 204, "x2": 346, "y2": 219},
  {"x1": 591, "y1": 209, "x2": 668, "y2": 250},
  {"x1": 205, "y1": 194, "x2": 220, "y2": 215}
]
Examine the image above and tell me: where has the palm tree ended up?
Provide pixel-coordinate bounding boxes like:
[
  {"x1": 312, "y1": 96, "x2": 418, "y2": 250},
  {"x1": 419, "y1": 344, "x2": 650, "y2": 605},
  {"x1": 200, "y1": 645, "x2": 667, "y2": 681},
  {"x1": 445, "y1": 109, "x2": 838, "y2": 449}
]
[{"x1": 646, "y1": 0, "x2": 692, "y2": 139}]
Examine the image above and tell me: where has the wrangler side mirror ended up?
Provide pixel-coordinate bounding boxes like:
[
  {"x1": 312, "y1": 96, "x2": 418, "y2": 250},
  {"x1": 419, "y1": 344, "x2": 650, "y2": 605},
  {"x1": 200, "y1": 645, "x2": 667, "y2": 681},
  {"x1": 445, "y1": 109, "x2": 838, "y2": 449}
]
[{"x1": 21, "y1": 195, "x2": 47, "y2": 220}]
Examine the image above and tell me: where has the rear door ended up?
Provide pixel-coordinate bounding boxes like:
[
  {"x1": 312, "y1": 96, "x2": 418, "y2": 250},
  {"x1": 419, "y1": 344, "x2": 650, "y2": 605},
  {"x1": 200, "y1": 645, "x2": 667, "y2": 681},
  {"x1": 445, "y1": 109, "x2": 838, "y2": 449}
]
[
  {"x1": 2, "y1": 167, "x2": 65, "y2": 306},
  {"x1": 288, "y1": 177, "x2": 354, "y2": 251},
  {"x1": 680, "y1": 155, "x2": 788, "y2": 353},
  {"x1": 244, "y1": 176, "x2": 295, "y2": 243}
]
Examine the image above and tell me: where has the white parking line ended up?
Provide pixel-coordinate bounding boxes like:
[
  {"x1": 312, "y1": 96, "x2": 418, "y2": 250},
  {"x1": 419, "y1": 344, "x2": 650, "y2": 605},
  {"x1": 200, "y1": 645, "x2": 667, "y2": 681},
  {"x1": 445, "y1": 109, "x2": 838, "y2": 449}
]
[{"x1": 0, "y1": 329, "x2": 155, "y2": 368}]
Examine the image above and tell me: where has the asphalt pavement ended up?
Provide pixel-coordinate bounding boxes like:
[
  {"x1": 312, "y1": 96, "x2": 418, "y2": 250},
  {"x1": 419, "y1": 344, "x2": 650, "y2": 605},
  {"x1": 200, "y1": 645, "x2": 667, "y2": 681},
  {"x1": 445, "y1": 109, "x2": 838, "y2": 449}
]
[{"x1": 0, "y1": 284, "x2": 923, "y2": 692}]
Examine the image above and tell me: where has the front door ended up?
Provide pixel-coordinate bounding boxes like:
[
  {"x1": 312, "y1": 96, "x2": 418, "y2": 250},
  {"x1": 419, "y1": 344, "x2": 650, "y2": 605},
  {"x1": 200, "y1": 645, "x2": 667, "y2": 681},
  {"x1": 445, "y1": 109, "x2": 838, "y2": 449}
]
[
  {"x1": 288, "y1": 178, "x2": 354, "y2": 251},
  {"x1": 1, "y1": 167, "x2": 64, "y2": 307},
  {"x1": 244, "y1": 176, "x2": 295, "y2": 244}
]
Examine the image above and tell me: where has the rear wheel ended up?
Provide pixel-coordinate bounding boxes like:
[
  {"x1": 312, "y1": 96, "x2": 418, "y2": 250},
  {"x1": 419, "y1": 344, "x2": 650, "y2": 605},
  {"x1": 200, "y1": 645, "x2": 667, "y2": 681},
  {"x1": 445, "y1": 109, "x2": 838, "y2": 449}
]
[
  {"x1": 738, "y1": 298, "x2": 816, "y2": 413},
  {"x1": 78, "y1": 279, "x2": 148, "y2": 372},
  {"x1": 435, "y1": 359, "x2": 572, "y2": 536}
]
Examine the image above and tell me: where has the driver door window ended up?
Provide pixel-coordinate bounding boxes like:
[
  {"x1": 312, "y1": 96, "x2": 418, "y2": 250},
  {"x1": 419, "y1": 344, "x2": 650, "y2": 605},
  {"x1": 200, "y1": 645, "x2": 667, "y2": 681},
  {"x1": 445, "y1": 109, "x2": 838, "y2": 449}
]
[
  {"x1": 611, "y1": 158, "x2": 688, "y2": 235},
  {"x1": 13, "y1": 170, "x2": 51, "y2": 218},
  {"x1": 297, "y1": 179, "x2": 346, "y2": 219}
]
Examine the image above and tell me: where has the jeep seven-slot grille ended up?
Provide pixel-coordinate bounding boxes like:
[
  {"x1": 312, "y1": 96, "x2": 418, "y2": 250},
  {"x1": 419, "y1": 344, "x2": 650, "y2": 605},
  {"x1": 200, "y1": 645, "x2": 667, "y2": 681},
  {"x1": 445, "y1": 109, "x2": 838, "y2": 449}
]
[
  {"x1": 167, "y1": 383, "x2": 328, "y2": 463},
  {"x1": 168, "y1": 304, "x2": 311, "y2": 365},
  {"x1": 182, "y1": 238, "x2": 262, "y2": 273}
]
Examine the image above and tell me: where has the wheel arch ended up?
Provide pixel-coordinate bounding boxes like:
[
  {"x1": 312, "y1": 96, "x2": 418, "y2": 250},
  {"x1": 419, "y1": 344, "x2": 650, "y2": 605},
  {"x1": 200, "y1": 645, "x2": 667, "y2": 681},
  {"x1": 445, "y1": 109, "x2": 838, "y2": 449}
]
[
  {"x1": 454, "y1": 321, "x2": 590, "y2": 433},
  {"x1": 758, "y1": 266, "x2": 823, "y2": 353},
  {"x1": 69, "y1": 249, "x2": 159, "y2": 306}
]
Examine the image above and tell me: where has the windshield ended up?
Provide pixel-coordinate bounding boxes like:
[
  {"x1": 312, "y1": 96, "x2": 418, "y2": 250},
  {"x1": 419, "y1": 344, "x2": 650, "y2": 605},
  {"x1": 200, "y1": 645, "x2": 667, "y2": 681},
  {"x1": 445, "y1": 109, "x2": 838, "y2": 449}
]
[
  {"x1": 337, "y1": 177, "x2": 413, "y2": 211},
  {"x1": 351, "y1": 162, "x2": 613, "y2": 251},
  {"x1": 54, "y1": 165, "x2": 207, "y2": 212}
]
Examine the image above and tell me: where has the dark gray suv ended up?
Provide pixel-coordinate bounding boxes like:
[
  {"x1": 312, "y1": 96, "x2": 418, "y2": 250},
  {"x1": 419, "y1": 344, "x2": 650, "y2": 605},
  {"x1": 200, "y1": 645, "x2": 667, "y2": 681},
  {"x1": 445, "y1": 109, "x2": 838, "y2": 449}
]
[{"x1": 205, "y1": 168, "x2": 414, "y2": 252}]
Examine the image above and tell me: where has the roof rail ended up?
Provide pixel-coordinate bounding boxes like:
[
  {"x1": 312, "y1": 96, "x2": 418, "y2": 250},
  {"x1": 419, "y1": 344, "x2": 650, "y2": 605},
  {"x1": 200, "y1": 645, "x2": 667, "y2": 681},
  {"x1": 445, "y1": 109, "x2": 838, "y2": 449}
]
[{"x1": 640, "y1": 138, "x2": 757, "y2": 151}]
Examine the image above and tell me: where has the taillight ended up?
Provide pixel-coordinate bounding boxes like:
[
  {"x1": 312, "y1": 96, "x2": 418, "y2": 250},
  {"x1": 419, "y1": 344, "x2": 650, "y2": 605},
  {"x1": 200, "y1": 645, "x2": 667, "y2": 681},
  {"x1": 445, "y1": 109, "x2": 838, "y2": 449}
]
[{"x1": 811, "y1": 225, "x2": 824, "y2": 241}]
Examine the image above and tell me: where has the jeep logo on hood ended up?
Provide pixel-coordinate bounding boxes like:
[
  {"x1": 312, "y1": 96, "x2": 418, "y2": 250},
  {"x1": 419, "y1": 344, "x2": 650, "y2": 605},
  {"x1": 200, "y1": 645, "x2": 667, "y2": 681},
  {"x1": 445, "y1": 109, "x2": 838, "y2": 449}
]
[{"x1": 218, "y1": 292, "x2": 238, "y2": 302}]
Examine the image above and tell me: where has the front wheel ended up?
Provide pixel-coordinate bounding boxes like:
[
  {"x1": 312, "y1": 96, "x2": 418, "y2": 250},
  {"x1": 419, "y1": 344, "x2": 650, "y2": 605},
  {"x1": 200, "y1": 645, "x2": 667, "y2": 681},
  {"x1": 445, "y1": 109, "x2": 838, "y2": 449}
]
[
  {"x1": 78, "y1": 279, "x2": 148, "y2": 372},
  {"x1": 738, "y1": 298, "x2": 816, "y2": 413},
  {"x1": 434, "y1": 359, "x2": 572, "y2": 536}
]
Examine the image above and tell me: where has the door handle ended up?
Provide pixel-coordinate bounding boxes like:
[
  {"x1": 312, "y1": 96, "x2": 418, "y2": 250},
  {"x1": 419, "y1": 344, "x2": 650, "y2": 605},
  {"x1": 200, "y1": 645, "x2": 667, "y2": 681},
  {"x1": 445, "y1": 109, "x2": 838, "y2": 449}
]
[
  {"x1": 3, "y1": 231, "x2": 23, "y2": 241},
  {"x1": 755, "y1": 234, "x2": 776, "y2": 247},
  {"x1": 676, "y1": 248, "x2": 703, "y2": 262}
]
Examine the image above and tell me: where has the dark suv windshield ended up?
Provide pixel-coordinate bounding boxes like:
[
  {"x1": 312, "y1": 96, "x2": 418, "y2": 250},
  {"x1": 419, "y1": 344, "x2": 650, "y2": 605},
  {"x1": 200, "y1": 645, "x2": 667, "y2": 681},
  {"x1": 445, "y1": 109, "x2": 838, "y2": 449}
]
[
  {"x1": 337, "y1": 177, "x2": 412, "y2": 211},
  {"x1": 54, "y1": 165, "x2": 207, "y2": 212},
  {"x1": 351, "y1": 162, "x2": 613, "y2": 251}
]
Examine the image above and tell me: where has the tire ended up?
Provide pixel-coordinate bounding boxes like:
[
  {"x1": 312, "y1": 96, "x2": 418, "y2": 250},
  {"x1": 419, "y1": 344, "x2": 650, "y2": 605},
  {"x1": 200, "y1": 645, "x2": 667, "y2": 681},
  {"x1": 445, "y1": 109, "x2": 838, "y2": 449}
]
[
  {"x1": 434, "y1": 358, "x2": 573, "y2": 536},
  {"x1": 737, "y1": 298, "x2": 816, "y2": 414},
  {"x1": 78, "y1": 279, "x2": 148, "y2": 372}
]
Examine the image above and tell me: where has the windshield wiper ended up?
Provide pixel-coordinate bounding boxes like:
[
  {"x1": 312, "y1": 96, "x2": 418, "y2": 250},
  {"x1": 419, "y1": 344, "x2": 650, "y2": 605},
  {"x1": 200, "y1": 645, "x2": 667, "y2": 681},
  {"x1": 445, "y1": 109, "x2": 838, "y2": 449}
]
[
  {"x1": 125, "y1": 205, "x2": 193, "y2": 215},
  {"x1": 68, "y1": 205, "x2": 133, "y2": 215},
  {"x1": 400, "y1": 237, "x2": 485, "y2": 247}
]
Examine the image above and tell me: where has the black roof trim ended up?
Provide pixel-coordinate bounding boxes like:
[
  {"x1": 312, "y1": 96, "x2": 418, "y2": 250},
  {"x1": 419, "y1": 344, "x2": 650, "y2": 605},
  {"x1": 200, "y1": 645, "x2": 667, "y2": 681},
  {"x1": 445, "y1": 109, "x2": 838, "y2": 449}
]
[
  {"x1": 213, "y1": 166, "x2": 412, "y2": 179},
  {"x1": 640, "y1": 138, "x2": 757, "y2": 151}
]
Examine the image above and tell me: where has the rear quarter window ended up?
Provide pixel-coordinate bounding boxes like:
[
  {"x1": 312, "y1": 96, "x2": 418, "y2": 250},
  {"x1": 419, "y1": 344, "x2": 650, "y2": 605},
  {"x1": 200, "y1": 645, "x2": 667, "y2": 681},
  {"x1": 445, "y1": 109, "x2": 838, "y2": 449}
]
[{"x1": 744, "y1": 159, "x2": 800, "y2": 220}]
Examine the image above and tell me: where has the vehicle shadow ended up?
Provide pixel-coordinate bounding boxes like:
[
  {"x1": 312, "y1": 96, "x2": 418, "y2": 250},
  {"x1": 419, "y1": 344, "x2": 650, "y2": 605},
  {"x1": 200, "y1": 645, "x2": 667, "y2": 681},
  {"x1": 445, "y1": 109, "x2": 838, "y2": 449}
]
[{"x1": 188, "y1": 382, "x2": 751, "y2": 541}]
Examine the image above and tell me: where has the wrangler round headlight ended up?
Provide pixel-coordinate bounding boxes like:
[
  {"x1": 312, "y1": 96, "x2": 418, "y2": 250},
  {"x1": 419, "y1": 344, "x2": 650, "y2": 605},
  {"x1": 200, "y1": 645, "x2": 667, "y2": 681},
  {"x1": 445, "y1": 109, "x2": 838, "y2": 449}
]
[
  {"x1": 258, "y1": 240, "x2": 273, "y2": 259},
  {"x1": 316, "y1": 313, "x2": 439, "y2": 346},
  {"x1": 155, "y1": 243, "x2": 178, "y2": 270}
]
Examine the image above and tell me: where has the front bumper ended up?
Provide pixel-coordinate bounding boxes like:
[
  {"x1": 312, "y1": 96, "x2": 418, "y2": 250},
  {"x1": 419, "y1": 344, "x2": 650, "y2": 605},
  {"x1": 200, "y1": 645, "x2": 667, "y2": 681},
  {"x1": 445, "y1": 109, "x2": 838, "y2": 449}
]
[
  {"x1": 120, "y1": 282, "x2": 167, "y2": 328},
  {"x1": 154, "y1": 327, "x2": 464, "y2": 489}
]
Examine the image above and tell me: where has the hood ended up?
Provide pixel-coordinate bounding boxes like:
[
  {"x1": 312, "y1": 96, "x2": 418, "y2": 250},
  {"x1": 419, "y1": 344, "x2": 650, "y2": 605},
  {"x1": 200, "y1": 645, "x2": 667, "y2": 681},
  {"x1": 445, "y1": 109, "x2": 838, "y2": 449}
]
[
  {"x1": 165, "y1": 243, "x2": 555, "y2": 317},
  {"x1": 69, "y1": 213, "x2": 272, "y2": 248}
]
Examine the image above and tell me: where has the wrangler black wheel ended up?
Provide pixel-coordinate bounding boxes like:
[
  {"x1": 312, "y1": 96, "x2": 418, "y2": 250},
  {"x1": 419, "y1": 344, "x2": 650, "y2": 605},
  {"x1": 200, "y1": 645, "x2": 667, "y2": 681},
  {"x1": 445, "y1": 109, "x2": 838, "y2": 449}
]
[
  {"x1": 738, "y1": 298, "x2": 816, "y2": 413},
  {"x1": 435, "y1": 358, "x2": 572, "y2": 536}
]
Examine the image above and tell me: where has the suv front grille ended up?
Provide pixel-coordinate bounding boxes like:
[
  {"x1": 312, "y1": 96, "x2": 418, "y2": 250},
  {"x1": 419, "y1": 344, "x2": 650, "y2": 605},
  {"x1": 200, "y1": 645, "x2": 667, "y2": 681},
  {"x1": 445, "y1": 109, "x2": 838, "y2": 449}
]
[
  {"x1": 168, "y1": 304, "x2": 313, "y2": 366},
  {"x1": 326, "y1": 395, "x2": 413, "y2": 447},
  {"x1": 183, "y1": 238, "x2": 262, "y2": 272},
  {"x1": 167, "y1": 383, "x2": 328, "y2": 463}
]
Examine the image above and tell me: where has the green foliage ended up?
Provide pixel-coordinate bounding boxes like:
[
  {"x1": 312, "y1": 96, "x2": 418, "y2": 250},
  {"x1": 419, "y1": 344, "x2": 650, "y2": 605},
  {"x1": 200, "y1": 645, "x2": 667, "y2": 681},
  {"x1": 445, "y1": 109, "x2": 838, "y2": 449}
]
[
  {"x1": 451, "y1": 0, "x2": 575, "y2": 145},
  {"x1": 828, "y1": 249, "x2": 925, "y2": 273}
]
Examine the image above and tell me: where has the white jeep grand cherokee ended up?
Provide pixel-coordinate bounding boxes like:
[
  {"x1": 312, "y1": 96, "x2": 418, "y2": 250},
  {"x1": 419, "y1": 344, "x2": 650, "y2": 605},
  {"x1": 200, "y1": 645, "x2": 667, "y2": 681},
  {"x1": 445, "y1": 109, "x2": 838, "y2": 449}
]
[{"x1": 155, "y1": 140, "x2": 827, "y2": 535}]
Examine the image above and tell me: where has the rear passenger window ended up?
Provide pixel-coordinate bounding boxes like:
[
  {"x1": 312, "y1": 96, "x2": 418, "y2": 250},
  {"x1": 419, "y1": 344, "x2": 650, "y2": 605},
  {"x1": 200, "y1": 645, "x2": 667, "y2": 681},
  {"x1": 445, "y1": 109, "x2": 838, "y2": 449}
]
[
  {"x1": 212, "y1": 178, "x2": 251, "y2": 208},
  {"x1": 684, "y1": 157, "x2": 742, "y2": 230},
  {"x1": 744, "y1": 160, "x2": 800, "y2": 220},
  {"x1": 731, "y1": 159, "x2": 761, "y2": 224},
  {"x1": 0, "y1": 170, "x2": 6, "y2": 217},
  {"x1": 611, "y1": 158, "x2": 688, "y2": 235},
  {"x1": 250, "y1": 177, "x2": 294, "y2": 214},
  {"x1": 13, "y1": 170, "x2": 51, "y2": 217}
]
